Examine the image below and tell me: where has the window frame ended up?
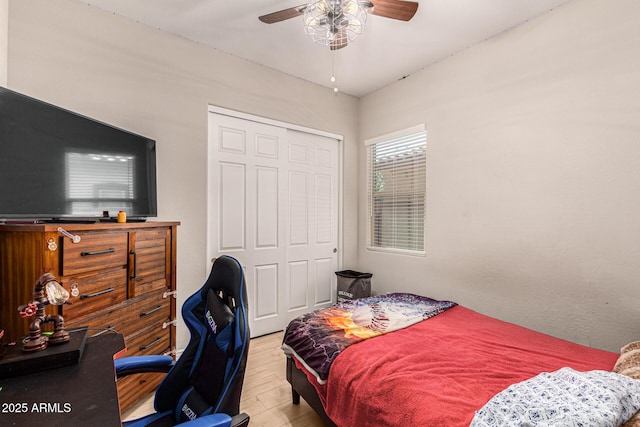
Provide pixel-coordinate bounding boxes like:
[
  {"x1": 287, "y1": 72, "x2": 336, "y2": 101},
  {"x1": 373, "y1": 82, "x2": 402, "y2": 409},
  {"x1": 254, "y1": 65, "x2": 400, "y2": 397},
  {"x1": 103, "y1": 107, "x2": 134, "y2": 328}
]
[{"x1": 365, "y1": 124, "x2": 427, "y2": 256}]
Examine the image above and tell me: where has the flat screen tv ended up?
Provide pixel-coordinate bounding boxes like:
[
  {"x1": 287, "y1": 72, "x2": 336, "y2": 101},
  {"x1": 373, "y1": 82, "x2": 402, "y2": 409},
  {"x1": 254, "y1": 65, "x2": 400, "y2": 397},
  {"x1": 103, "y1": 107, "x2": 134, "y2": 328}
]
[{"x1": 0, "y1": 86, "x2": 157, "y2": 222}]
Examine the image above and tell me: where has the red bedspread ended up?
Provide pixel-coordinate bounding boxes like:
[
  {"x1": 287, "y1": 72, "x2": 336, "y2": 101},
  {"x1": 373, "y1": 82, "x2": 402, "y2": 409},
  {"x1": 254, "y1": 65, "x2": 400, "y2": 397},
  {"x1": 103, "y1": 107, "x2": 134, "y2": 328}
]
[{"x1": 297, "y1": 305, "x2": 619, "y2": 427}]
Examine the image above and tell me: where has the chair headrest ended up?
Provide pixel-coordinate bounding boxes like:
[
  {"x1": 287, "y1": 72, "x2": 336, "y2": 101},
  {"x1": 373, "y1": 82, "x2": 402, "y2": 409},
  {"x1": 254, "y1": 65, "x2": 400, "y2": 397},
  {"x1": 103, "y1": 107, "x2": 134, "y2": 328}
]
[{"x1": 203, "y1": 256, "x2": 247, "y2": 310}]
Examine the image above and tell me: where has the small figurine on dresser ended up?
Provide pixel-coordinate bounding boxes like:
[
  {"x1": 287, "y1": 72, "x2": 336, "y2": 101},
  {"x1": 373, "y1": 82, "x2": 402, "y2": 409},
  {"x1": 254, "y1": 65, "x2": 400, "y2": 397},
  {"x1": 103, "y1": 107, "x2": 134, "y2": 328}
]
[{"x1": 17, "y1": 273, "x2": 71, "y2": 352}]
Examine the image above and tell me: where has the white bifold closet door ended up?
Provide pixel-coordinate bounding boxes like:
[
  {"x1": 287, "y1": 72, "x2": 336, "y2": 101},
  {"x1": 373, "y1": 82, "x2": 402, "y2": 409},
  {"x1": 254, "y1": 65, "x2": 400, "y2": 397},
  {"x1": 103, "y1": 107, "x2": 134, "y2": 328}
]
[{"x1": 208, "y1": 112, "x2": 339, "y2": 337}]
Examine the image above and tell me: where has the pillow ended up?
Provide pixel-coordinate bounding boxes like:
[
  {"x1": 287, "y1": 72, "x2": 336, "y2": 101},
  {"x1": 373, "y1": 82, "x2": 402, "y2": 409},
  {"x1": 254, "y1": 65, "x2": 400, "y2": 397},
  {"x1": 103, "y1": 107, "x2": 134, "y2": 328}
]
[
  {"x1": 622, "y1": 341, "x2": 640, "y2": 353},
  {"x1": 470, "y1": 367, "x2": 640, "y2": 427},
  {"x1": 615, "y1": 341, "x2": 640, "y2": 427},
  {"x1": 204, "y1": 289, "x2": 234, "y2": 335},
  {"x1": 615, "y1": 341, "x2": 640, "y2": 379}
]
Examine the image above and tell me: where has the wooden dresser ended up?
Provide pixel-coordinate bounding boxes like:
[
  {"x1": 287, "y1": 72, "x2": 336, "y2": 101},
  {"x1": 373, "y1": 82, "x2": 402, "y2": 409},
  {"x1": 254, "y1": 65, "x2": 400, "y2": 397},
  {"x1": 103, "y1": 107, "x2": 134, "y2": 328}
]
[{"x1": 0, "y1": 221, "x2": 179, "y2": 410}]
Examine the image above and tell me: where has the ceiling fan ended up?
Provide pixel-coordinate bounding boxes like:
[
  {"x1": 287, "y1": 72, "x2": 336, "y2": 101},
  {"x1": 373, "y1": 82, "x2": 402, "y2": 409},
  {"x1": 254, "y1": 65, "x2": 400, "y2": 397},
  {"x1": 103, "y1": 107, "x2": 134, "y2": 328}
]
[{"x1": 259, "y1": 0, "x2": 419, "y2": 50}]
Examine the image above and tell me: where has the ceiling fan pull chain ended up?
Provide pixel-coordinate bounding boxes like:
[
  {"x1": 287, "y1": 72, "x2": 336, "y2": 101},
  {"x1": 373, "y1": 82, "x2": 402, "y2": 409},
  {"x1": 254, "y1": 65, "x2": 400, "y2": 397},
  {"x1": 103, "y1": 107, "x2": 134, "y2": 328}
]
[{"x1": 332, "y1": 50, "x2": 339, "y2": 94}]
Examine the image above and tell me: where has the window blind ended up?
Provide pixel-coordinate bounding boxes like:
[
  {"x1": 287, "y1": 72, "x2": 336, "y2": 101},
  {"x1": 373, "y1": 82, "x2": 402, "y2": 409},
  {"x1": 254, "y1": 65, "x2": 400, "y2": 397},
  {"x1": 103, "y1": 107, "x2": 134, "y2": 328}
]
[{"x1": 366, "y1": 127, "x2": 426, "y2": 253}]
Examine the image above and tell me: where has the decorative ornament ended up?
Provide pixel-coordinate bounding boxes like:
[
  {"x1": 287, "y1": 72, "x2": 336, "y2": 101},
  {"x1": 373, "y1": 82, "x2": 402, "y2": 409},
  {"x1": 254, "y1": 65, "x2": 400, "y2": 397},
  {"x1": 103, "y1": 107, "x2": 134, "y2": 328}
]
[{"x1": 17, "y1": 273, "x2": 72, "y2": 352}]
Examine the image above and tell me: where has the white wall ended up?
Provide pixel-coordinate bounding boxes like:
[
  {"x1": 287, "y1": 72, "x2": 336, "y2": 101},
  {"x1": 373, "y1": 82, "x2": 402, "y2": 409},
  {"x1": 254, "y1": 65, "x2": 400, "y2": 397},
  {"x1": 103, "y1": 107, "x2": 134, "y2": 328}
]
[
  {"x1": 358, "y1": 0, "x2": 640, "y2": 352},
  {"x1": 0, "y1": 0, "x2": 7, "y2": 86},
  {"x1": 6, "y1": 0, "x2": 360, "y2": 349}
]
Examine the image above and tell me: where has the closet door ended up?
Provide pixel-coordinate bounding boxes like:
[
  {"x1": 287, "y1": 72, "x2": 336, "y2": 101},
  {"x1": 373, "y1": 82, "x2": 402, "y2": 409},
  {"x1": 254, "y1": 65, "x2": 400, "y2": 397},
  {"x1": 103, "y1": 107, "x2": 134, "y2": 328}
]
[
  {"x1": 284, "y1": 130, "x2": 339, "y2": 324},
  {"x1": 208, "y1": 112, "x2": 339, "y2": 336}
]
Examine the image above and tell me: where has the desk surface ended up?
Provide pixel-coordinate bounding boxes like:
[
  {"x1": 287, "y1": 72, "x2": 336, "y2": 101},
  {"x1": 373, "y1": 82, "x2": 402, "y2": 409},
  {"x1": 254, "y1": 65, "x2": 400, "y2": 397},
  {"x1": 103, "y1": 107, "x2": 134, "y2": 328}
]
[{"x1": 0, "y1": 331, "x2": 125, "y2": 426}]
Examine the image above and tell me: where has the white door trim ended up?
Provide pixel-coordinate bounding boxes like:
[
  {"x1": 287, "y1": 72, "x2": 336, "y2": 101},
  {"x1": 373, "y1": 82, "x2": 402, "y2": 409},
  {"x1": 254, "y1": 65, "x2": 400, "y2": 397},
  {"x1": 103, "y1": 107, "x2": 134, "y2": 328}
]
[{"x1": 208, "y1": 105, "x2": 344, "y2": 142}]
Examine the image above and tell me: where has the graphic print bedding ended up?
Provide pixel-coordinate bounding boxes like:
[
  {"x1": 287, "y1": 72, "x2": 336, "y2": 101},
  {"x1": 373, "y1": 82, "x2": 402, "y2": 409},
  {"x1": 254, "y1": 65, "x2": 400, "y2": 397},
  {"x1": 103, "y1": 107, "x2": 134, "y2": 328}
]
[{"x1": 281, "y1": 293, "x2": 456, "y2": 383}]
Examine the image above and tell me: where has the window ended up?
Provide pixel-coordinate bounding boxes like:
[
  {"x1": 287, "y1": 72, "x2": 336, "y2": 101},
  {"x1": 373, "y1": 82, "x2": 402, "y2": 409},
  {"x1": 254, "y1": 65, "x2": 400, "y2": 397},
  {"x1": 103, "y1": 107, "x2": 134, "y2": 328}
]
[{"x1": 366, "y1": 125, "x2": 426, "y2": 254}]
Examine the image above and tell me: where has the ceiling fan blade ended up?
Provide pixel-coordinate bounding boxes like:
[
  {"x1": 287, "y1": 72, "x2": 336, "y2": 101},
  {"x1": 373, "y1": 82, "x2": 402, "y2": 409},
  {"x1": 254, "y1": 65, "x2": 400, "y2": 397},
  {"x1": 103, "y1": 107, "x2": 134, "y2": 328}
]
[
  {"x1": 259, "y1": 4, "x2": 307, "y2": 24},
  {"x1": 370, "y1": 0, "x2": 419, "y2": 21}
]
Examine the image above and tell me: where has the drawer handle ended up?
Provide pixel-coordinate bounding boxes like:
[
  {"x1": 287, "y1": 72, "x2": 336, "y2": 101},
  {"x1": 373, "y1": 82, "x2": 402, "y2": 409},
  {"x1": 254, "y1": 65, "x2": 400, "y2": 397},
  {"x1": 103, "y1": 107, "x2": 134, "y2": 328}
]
[
  {"x1": 140, "y1": 337, "x2": 163, "y2": 351},
  {"x1": 130, "y1": 249, "x2": 137, "y2": 280},
  {"x1": 140, "y1": 305, "x2": 163, "y2": 317},
  {"x1": 81, "y1": 248, "x2": 115, "y2": 256},
  {"x1": 80, "y1": 287, "x2": 115, "y2": 299},
  {"x1": 91, "y1": 325, "x2": 115, "y2": 337}
]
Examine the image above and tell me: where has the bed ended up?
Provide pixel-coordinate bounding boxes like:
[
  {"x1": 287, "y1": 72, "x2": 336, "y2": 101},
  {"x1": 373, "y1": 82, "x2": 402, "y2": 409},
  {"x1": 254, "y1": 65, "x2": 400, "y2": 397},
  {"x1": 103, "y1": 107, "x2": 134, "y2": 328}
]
[{"x1": 282, "y1": 293, "x2": 640, "y2": 427}]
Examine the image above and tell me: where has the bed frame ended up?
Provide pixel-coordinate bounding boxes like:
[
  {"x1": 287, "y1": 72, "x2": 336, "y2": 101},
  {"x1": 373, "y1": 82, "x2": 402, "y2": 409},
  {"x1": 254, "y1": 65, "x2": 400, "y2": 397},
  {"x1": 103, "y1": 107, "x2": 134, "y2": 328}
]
[{"x1": 286, "y1": 356, "x2": 337, "y2": 426}]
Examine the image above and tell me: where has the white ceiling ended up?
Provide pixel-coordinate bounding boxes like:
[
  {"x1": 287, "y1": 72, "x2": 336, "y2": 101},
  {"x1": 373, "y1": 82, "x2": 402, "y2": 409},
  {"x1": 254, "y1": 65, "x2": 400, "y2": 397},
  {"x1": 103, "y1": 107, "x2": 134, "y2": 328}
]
[{"x1": 74, "y1": 0, "x2": 573, "y2": 97}]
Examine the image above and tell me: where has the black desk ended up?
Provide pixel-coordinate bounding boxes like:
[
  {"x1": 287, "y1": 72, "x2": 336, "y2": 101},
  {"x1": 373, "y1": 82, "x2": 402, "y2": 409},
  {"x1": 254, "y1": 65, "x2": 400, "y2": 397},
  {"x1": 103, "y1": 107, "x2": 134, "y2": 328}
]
[{"x1": 0, "y1": 331, "x2": 125, "y2": 426}]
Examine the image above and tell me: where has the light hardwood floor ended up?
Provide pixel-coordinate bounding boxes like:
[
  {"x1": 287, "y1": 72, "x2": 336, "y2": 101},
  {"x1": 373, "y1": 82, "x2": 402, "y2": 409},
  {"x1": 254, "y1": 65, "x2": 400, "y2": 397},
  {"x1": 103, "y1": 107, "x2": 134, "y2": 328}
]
[{"x1": 122, "y1": 331, "x2": 326, "y2": 427}]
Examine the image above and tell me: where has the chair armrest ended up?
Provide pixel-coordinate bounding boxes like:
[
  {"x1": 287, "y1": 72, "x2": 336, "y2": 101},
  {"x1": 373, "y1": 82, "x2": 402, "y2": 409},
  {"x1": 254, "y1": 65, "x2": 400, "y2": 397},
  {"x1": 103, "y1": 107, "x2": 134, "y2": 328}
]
[
  {"x1": 115, "y1": 355, "x2": 174, "y2": 378},
  {"x1": 173, "y1": 413, "x2": 250, "y2": 427}
]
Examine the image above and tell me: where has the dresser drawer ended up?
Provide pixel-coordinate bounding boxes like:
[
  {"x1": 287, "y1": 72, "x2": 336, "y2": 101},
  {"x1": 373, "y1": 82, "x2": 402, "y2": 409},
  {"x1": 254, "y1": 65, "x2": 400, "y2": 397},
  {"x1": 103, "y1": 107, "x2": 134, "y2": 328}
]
[
  {"x1": 134, "y1": 293, "x2": 171, "y2": 327},
  {"x1": 63, "y1": 309, "x2": 122, "y2": 337},
  {"x1": 61, "y1": 268, "x2": 127, "y2": 320},
  {"x1": 62, "y1": 231, "x2": 128, "y2": 276},
  {"x1": 125, "y1": 324, "x2": 171, "y2": 356},
  {"x1": 118, "y1": 292, "x2": 171, "y2": 339},
  {"x1": 63, "y1": 289, "x2": 171, "y2": 339}
]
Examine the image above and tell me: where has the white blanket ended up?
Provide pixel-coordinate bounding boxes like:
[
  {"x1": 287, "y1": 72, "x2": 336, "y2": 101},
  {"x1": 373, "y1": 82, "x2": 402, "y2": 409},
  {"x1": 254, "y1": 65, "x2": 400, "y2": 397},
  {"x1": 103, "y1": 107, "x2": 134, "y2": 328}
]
[{"x1": 471, "y1": 367, "x2": 640, "y2": 427}]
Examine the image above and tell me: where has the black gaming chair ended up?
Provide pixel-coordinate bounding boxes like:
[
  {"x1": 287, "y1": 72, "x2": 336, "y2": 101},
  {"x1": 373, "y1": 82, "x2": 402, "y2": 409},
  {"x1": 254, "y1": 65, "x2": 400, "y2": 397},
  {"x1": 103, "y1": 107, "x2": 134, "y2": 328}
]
[{"x1": 115, "y1": 255, "x2": 250, "y2": 427}]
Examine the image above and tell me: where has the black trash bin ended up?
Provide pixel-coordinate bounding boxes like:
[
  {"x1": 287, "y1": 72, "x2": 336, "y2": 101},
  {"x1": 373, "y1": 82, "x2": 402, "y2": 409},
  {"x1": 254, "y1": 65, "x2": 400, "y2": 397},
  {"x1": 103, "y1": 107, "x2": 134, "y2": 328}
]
[{"x1": 336, "y1": 270, "x2": 372, "y2": 303}]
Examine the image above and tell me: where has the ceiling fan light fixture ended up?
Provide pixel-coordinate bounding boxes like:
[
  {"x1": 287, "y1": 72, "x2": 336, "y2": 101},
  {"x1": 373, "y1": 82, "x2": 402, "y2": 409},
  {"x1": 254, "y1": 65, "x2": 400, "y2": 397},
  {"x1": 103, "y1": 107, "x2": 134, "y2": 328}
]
[
  {"x1": 343, "y1": 0, "x2": 360, "y2": 15},
  {"x1": 303, "y1": 0, "x2": 368, "y2": 48}
]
